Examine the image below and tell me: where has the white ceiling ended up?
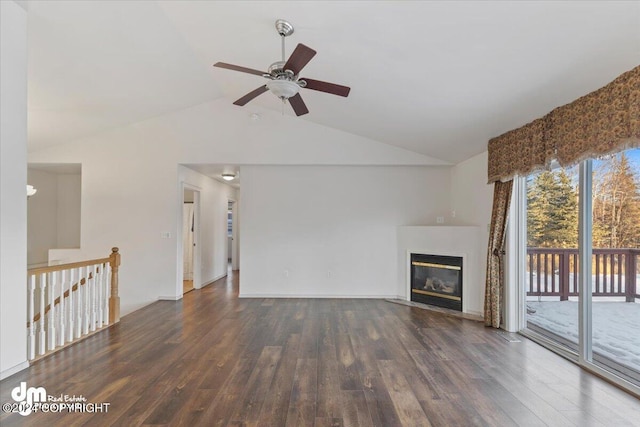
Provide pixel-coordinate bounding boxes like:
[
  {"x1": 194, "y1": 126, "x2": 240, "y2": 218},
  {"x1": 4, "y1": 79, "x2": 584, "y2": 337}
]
[
  {"x1": 27, "y1": 1, "x2": 640, "y2": 164},
  {"x1": 28, "y1": 163, "x2": 81, "y2": 175},
  {"x1": 184, "y1": 164, "x2": 241, "y2": 188}
]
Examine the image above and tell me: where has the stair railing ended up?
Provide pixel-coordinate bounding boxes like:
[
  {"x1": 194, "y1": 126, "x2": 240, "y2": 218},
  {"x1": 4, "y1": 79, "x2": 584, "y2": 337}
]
[{"x1": 26, "y1": 247, "x2": 121, "y2": 361}]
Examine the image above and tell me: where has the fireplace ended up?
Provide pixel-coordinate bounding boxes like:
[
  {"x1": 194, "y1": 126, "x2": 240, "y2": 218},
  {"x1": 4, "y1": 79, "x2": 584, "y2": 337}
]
[{"x1": 410, "y1": 253, "x2": 462, "y2": 311}]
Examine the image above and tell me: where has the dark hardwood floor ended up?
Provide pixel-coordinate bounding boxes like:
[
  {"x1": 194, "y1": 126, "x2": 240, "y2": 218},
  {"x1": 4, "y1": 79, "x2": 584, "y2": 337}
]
[{"x1": 1, "y1": 270, "x2": 639, "y2": 426}]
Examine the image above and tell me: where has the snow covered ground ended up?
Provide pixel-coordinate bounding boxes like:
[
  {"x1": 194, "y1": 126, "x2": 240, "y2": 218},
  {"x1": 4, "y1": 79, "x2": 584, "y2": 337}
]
[{"x1": 526, "y1": 301, "x2": 640, "y2": 371}]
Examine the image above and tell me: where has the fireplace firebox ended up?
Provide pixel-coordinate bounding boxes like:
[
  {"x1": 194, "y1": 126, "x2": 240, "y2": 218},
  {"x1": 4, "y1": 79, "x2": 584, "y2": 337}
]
[{"x1": 410, "y1": 253, "x2": 462, "y2": 311}]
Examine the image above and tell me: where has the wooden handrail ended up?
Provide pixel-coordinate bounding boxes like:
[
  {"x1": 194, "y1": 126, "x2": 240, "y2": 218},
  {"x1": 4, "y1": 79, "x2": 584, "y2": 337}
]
[{"x1": 28, "y1": 256, "x2": 111, "y2": 276}]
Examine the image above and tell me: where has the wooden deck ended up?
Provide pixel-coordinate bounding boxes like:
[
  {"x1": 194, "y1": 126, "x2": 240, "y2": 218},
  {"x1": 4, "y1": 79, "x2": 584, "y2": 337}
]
[{"x1": 1, "y1": 270, "x2": 639, "y2": 426}]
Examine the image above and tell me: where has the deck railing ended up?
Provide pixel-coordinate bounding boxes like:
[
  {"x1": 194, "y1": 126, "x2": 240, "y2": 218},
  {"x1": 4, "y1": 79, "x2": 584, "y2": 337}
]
[
  {"x1": 527, "y1": 248, "x2": 639, "y2": 302},
  {"x1": 26, "y1": 247, "x2": 121, "y2": 361}
]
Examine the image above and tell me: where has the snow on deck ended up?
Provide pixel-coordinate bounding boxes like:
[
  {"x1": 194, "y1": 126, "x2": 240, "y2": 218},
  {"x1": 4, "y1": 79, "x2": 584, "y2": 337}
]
[{"x1": 526, "y1": 301, "x2": 640, "y2": 372}]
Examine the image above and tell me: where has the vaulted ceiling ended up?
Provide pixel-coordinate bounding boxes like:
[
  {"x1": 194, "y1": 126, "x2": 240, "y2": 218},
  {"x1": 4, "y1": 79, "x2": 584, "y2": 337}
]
[{"x1": 27, "y1": 1, "x2": 640, "y2": 164}]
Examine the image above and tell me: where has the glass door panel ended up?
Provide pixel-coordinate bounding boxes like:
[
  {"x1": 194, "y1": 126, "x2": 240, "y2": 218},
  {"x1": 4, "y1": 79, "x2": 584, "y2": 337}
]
[
  {"x1": 591, "y1": 148, "x2": 640, "y2": 386},
  {"x1": 525, "y1": 165, "x2": 580, "y2": 353}
]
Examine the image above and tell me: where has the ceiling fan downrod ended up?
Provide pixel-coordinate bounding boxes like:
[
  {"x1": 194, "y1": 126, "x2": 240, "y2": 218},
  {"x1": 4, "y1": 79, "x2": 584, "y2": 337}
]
[{"x1": 275, "y1": 19, "x2": 293, "y2": 62}]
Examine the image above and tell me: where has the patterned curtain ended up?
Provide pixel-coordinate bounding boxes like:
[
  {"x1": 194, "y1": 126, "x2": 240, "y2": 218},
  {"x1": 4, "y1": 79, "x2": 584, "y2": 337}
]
[
  {"x1": 487, "y1": 66, "x2": 640, "y2": 183},
  {"x1": 484, "y1": 180, "x2": 513, "y2": 328},
  {"x1": 551, "y1": 67, "x2": 640, "y2": 166},
  {"x1": 487, "y1": 117, "x2": 550, "y2": 183}
]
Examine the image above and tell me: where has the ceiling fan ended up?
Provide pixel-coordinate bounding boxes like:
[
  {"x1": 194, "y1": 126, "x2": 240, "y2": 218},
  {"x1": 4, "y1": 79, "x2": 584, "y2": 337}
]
[{"x1": 213, "y1": 19, "x2": 350, "y2": 116}]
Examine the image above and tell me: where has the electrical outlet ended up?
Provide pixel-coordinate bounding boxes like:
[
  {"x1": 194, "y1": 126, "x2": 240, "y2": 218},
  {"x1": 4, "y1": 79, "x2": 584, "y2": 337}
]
[
  {"x1": 436, "y1": 216, "x2": 445, "y2": 224},
  {"x1": 160, "y1": 232, "x2": 171, "y2": 238},
  {"x1": 284, "y1": 270, "x2": 289, "y2": 278}
]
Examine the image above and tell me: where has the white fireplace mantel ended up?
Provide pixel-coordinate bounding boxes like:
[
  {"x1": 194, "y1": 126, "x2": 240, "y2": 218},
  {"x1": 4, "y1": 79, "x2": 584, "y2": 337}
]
[{"x1": 397, "y1": 226, "x2": 483, "y2": 316}]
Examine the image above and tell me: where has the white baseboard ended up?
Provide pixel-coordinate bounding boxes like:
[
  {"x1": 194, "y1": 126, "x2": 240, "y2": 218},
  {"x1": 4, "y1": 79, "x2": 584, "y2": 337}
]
[
  {"x1": 0, "y1": 360, "x2": 29, "y2": 381},
  {"x1": 238, "y1": 294, "x2": 399, "y2": 299},
  {"x1": 393, "y1": 295, "x2": 484, "y2": 318},
  {"x1": 199, "y1": 273, "x2": 227, "y2": 289},
  {"x1": 466, "y1": 309, "x2": 483, "y2": 317},
  {"x1": 157, "y1": 295, "x2": 182, "y2": 301}
]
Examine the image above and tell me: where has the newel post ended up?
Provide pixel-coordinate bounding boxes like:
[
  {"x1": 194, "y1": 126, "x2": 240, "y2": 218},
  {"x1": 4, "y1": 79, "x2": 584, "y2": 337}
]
[{"x1": 109, "y1": 247, "x2": 121, "y2": 323}]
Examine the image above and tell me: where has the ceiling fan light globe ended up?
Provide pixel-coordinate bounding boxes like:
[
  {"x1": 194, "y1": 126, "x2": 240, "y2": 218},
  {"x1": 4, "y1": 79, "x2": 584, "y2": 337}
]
[{"x1": 266, "y1": 80, "x2": 300, "y2": 100}]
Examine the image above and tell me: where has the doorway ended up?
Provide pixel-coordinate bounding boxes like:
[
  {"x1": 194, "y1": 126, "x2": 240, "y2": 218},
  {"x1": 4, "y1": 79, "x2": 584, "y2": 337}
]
[
  {"x1": 183, "y1": 188, "x2": 198, "y2": 295},
  {"x1": 227, "y1": 200, "x2": 238, "y2": 271}
]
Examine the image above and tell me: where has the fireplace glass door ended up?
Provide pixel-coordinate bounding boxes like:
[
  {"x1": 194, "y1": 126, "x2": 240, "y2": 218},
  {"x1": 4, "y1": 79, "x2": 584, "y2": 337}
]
[{"x1": 411, "y1": 253, "x2": 462, "y2": 311}]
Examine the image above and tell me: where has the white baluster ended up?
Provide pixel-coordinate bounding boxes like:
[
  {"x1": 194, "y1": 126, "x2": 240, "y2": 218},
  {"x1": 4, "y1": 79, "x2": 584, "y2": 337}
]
[
  {"x1": 68, "y1": 268, "x2": 75, "y2": 342},
  {"x1": 58, "y1": 269, "x2": 66, "y2": 346},
  {"x1": 48, "y1": 271, "x2": 57, "y2": 351},
  {"x1": 83, "y1": 266, "x2": 90, "y2": 335},
  {"x1": 38, "y1": 273, "x2": 46, "y2": 355},
  {"x1": 104, "y1": 263, "x2": 111, "y2": 324},
  {"x1": 96, "y1": 264, "x2": 104, "y2": 327},
  {"x1": 89, "y1": 264, "x2": 96, "y2": 332},
  {"x1": 76, "y1": 268, "x2": 83, "y2": 338},
  {"x1": 27, "y1": 275, "x2": 36, "y2": 360}
]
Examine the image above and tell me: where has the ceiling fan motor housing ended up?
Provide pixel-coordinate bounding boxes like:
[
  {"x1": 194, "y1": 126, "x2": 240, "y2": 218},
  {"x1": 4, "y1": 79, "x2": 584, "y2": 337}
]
[{"x1": 268, "y1": 61, "x2": 290, "y2": 77}]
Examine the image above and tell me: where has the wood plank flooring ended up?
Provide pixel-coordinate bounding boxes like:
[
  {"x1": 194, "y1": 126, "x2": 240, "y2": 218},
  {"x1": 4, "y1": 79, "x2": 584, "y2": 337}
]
[
  {"x1": 183, "y1": 280, "x2": 194, "y2": 294},
  {"x1": 1, "y1": 270, "x2": 639, "y2": 426}
]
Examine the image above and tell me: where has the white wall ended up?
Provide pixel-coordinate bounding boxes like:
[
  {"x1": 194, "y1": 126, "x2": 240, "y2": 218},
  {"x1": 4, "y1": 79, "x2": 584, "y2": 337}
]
[
  {"x1": 28, "y1": 99, "x2": 449, "y2": 316},
  {"x1": 240, "y1": 165, "x2": 451, "y2": 297},
  {"x1": 27, "y1": 169, "x2": 59, "y2": 266},
  {"x1": 27, "y1": 169, "x2": 81, "y2": 265},
  {"x1": 450, "y1": 151, "x2": 494, "y2": 313},
  {"x1": 56, "y1": 174, "x2": 81, "y2": 247},
  {"x1": 1, "y1": 0, "x2": 28, "y2": 379}
]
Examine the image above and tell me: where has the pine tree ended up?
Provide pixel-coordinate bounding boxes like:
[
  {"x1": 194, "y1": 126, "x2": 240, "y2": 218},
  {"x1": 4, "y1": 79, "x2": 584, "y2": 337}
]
[
  {"x1": 592, "y1": 152, "x2": 640, "y2": 249},
  {"x1": 553, "y1": 169, "x2": 579, "y2": 247},
  {"x1": 527, "y1": 169, "x2": 578, "y2": 248},
  {"x1": 527, "y1": 171, "x2": 553, "y2": 247}
]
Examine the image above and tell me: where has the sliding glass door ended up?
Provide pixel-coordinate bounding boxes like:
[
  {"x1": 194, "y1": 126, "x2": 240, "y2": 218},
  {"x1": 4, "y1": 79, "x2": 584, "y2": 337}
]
[
  {"x1": 590, "y1": 150, "x2": 640, "y2": 385},
  {"x1": 520, "y1": 148, "x2": 640, "y2": 390}
]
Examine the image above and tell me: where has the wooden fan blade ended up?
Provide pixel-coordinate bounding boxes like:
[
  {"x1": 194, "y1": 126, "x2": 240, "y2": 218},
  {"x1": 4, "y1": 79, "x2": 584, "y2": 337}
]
[
  {"x1": 283, "y1": 44, "x2": 317, "y2": 75},
  {"x1": 233, "y1": 85, "x2": 269, "y2": 106},
  {"x1": 214, "y1": 62, "x2": 266, "y2": 76},
  {"x1": 301, "y1": 78, "x2": 350, "y2": 97},
  {"x1": 288, "y1": 93, "x2": 309, "y2": 116}
]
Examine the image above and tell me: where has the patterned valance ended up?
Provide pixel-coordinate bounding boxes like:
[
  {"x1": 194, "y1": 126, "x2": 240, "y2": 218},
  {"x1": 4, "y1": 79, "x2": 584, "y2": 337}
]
[{"x1": 488, "y1": 66, "x2": 640, "y2": 183}]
